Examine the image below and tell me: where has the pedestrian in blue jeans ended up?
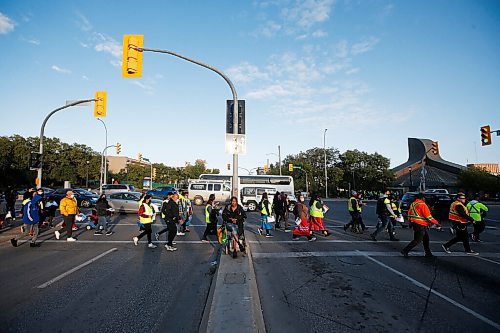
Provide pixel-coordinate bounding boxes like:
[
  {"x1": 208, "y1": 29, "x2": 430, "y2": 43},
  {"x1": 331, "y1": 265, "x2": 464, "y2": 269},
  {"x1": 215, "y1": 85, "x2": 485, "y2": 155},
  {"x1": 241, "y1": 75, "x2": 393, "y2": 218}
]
[{"x1": 371, "y1": 191, "x2": 398, "y2": 241}]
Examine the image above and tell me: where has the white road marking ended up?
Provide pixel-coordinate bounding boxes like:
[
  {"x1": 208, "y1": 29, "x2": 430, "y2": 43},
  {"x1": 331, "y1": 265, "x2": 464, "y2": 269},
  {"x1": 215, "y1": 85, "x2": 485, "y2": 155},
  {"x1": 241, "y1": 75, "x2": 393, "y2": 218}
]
[
  {"x1": 251, "y1": 251, "x2": 500, "y2": 259},
  {"x1": 248, "y1": 240, "x2": 500, "y2": 245},
  {"x1": 40, "y1": 240, "x2": 212, "y2": 244},
  {"x1": 475, "y1": 256, "x2": 500, "y2": 266},
  {"x1": 36, "y1": 248, "x2": 118, "y2": 289},
  {"x1": 360, "y1": 251, "x2": 500, "y2": 330}
]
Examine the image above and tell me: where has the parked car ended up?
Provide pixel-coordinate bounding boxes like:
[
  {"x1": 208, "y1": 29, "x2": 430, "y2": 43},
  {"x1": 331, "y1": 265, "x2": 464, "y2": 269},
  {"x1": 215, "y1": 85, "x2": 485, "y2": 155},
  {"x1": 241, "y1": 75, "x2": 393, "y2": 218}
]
[
  {"x1": 399, "y1": 192, "x2": 453, "y2": 223},
  {"x1": 107, "y1": 191, "x2": 162, "y2": 213},
  {"x1": 146, "y1": 186, "x2": 178, "y2": 200},
  {"x1": 51, "y1": 188, "x2": 98, "y2": 208},
  {"x1": 424, "y1": 189, "x2": 449, "y2": 194}
]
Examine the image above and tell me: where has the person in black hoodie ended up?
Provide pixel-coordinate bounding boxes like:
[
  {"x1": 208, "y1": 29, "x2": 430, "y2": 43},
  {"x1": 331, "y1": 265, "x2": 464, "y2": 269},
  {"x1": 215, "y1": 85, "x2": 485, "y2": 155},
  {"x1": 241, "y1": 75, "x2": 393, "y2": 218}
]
[
  {"x1": 161, "y1": 192, "x2": 180, "y2": 252},
  {"x1": 95, "y1": 194, "x2": 112, "y2": 236}
]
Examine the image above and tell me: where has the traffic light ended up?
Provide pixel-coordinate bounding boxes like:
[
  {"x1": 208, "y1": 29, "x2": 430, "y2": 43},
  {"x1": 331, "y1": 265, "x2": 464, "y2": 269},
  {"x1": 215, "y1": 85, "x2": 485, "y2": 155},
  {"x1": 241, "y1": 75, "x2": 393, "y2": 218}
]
[
  {"x1": 94, "y1": 91, "x2": 107, "y2": 117},
  {"x1": 138, "y1": 153, "x2": 142, "y2": 161},
  {"x1": 227, "y1": 163, "x2": 231, "y2": 170},
  {"x1": 122, "y1": 35, "x2": 144, "y2": 78},
  {"x1": 431, "y1": 141, "x2": 439, "y2": 155},
  {"x1": 288, "y1": 163, "x2": 294, "y2": 172},
  {"x1": 153, "y1": 168, "x2": 157, "y2": 179},
  {"x1": 264, "y1": 164, "x2": 269, "y2": 173},
  {"x1": 116, "y1": 143, "x2": 121, "y2": 155},
  {"x1": 29, "y1": 152, "x2": 42, "y2": 170},
  {"x1": 481, "y1": 125, "x2": 492, "y2": 146}
]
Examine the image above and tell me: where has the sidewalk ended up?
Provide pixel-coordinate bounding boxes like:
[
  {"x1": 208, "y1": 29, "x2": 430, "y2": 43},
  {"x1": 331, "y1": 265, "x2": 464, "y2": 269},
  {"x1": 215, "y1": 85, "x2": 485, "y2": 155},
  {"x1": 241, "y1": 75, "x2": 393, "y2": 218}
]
[{"x1": 206, "y1": 245, "x2": 266, "y2": 333}]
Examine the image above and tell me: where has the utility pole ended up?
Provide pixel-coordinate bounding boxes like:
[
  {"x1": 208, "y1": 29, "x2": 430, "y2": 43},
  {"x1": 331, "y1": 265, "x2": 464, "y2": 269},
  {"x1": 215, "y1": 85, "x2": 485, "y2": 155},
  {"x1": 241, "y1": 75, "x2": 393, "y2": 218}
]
[
  {"x1": 278, "y1": 145, "x2": 282, "y2": 176},
  {"x1": 323, "y1": 128, "x2": 328, "y2": 198}
]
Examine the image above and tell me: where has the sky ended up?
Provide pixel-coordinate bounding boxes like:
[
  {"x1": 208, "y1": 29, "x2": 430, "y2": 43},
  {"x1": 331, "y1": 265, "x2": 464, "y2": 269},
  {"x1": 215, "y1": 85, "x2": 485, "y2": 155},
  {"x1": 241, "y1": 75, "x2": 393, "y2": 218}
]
[{"x1": 0, "y1": 0, "x2": 499, "y2": 175}]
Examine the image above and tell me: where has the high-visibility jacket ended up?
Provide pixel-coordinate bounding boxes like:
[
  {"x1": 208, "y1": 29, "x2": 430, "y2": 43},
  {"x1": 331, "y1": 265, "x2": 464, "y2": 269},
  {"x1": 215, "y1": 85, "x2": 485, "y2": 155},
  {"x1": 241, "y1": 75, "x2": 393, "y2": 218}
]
[
  {"x1": 161, "y1": 199, "x2": 168, "y2": 219},
  {"x1": 391, "y1": 202, "x2": 401, "y2": 215},
  {"x1": 260, "y1": 200, "x2": 272, "y2": 216},
  {"x1": 205, "y1": 204, "x2": 211, "y2": 223},
  {"x1": 407, "y1": 199, "x2": 438, "y2": 227},
  {"x1": 310, "y1": 200, "x2": 324, "y2": 218},
  {"x1": 449, "y1": 201, "x2": 469, "y2": 224},
  {"x1": 139, "y1": 203, "x2": 153, "y2": 224},
  {"x1": 466, "y1": 200, "x2": 488, "y2": 222},
  {"x1": 348, "y1": 197, "x2": 361, "y2": 212}
]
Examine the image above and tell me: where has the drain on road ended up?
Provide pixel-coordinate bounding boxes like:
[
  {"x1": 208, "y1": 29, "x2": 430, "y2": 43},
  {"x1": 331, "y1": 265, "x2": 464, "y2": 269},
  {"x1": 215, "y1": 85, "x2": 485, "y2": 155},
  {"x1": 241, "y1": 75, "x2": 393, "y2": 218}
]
[{"x1": 224, "y1": 272, "x2": 246, "y2": 284}]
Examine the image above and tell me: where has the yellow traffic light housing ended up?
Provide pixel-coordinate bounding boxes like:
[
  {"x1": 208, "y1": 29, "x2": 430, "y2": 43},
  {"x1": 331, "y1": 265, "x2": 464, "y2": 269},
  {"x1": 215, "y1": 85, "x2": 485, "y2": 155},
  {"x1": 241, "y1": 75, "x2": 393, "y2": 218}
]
[
  {"x1": 138, "y1": 153, "x2": 142, "y2": 161},
  {"x1": 94, "y1": 91, "x2": 107, "y2": 117},
  {"x1": 431, "y1": 141, "x2": 439, "y2": 155},
  {"x1": 481, "y1": 125, "x2": 491, "y2": 146},
  {"x1": 264, "y1": 164, "x2": 269, "y2": 173},
  {"x1": 116, "y1": 143, "x2": 121, "y2": 155},
  {"x1": 288, "y1": 163, "x2": 294, "y2": 172},
  {"x1": 122, "y1": 35, "x2": 144, "y2": 78},
  {"x1": 153, "y1": 167, "x2": 157, "y2": 179}
]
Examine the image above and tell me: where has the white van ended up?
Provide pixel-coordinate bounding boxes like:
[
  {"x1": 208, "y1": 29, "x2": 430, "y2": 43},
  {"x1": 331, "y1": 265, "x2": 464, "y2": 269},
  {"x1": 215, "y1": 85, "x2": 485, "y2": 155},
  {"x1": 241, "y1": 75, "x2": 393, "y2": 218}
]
[
  {"x1": 241, "y1": 187, "x2": 277, "y2": 211},
  {"x1": 188, "y1": 180, "x2": 231, "y2": 206}
]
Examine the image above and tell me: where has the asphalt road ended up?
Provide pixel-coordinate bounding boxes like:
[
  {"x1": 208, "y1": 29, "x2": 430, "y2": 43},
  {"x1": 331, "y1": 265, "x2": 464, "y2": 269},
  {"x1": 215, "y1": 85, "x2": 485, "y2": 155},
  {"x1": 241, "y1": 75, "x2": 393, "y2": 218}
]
[
  {"x1": 245, "y1": 200, "x2": 500, "y2": 333},
  {"x1": 0, "y1": 207, "x2": 218, "y2": 333}
]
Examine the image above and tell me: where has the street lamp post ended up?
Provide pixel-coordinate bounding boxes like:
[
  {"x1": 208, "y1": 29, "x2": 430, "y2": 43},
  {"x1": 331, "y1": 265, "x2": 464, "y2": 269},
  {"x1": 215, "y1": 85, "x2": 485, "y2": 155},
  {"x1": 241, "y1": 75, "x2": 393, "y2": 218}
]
[
  {"x1": 99, "y1": 145, "x2": 116, "y2": 194},
  {"x1": 323, "y1": 129, "x2": 328, "y2": 198},
  {"x1": 96, "y1": 118, "x2": 108, "y2": 192},
  {"x1": 86, "y1": 160, "x2": 90, "y2": 189},
  {"x1": 142, "y1": 157, "x2": 153, "y2": 190},
  {"x1": 278, "y1": 145, "x2": 282, "y2": 176}
]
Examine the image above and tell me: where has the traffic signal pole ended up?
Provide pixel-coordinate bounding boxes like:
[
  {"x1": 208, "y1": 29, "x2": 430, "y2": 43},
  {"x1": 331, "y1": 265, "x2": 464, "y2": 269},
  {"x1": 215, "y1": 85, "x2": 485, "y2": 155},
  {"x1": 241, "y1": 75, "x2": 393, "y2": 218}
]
[
  {"x1": 138, "y1": 47, "x2": 240, "y2": 198},
  {"x1": 99, "y1": 144, "x2": 117, "y2": 194},
  {"x1": 37, "y1": 99, "x2": 96, "y2": 189}
]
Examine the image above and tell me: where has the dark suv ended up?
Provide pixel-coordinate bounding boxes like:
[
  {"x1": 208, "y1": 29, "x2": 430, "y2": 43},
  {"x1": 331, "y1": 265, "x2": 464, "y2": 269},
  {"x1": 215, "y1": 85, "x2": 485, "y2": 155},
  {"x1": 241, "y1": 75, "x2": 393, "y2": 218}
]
[
  {"x1": 146, "y1": 186, "x2": 178, "y2": 199},
  {"x1": 399, "y1": 192, "x2": 453, "y2": 223}
]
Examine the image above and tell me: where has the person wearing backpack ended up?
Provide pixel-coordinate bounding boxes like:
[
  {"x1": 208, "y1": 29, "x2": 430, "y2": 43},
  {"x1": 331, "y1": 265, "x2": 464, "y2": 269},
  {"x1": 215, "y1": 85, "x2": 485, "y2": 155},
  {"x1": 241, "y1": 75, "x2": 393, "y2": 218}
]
[
  {"x1": 11, "y1": 191, "x2": 42, "y2": 247},
  {"x1": 371, "y1": 190, "x2": 398, "y2": 241}
]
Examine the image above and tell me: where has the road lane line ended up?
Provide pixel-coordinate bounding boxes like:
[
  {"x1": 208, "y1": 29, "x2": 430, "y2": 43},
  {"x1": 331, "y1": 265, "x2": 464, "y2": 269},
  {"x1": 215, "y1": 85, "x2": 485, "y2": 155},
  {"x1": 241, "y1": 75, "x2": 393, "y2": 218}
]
[
  {"x1": 36, "y1": 248, "x2": 117, "y2": 289},
  {"x1": 248, "y1": 240, "x2": 500, "y2": 245},
  {"x1": 475, "y1": 256, "x2": 500, "y2": 266},
  {"x1": 359, "y1": 251, "x2": 500, "y2": 330},
  {"x1": 40, "y1": 240, "x2": 211, "y2": 244},
  {"x1": 251, "y1": 251, "x2": 500, "y2": 258}
]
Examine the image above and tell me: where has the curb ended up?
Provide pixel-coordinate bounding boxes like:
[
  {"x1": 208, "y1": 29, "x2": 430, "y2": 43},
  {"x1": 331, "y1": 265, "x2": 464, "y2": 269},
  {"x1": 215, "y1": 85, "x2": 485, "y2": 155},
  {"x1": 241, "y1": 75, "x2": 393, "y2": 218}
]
[{"x1": 206, "y1": 243, "x2": 266, "y2": 333}]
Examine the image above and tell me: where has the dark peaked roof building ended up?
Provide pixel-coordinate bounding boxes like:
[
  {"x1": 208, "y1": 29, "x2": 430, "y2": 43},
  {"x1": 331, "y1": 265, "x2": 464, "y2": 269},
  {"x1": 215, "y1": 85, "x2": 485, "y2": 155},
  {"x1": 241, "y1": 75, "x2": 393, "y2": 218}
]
[{"x1": 392, "y1": 138, "x2": 466, "y2": 192}]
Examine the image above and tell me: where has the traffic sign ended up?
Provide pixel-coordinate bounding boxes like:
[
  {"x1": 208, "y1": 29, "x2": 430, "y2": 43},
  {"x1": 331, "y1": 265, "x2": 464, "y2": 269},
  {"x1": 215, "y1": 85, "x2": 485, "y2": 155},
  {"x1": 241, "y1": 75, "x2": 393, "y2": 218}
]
[
  {"x1": 225, "y1": 134, "x2": 246, "y2": 155},
  {"x1": 226, "y1": 100, "x2": 245, "y2": 134}
]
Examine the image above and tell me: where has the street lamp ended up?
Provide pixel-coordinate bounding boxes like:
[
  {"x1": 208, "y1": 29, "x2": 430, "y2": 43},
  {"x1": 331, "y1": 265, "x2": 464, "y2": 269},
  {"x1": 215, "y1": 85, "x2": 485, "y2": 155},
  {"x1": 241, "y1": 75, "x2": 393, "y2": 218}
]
[
  {"x1": 96, "y1": 118, "x2": 108, "y2": 192},
  {"x1": 324, "y1": 128, "x2": 328, "y2": 198},
  {"x1": 86, "y1": 160, "x2": 90, "y2": 189}
]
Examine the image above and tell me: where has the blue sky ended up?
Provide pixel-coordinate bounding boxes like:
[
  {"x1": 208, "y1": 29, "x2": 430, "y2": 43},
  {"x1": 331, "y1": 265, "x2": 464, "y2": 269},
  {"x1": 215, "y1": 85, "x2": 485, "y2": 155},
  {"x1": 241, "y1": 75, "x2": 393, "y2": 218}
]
[{"x1": 1, "y1": 0, "x2": 499, "y2": 175}]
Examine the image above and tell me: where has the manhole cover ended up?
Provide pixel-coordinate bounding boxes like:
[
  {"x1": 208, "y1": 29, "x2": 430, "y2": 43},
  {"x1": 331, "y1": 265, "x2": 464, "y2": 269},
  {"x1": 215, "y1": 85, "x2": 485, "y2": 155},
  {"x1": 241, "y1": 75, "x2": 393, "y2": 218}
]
[{"x1": 224, "y1": 272, "x2": 246, "y2": 284}]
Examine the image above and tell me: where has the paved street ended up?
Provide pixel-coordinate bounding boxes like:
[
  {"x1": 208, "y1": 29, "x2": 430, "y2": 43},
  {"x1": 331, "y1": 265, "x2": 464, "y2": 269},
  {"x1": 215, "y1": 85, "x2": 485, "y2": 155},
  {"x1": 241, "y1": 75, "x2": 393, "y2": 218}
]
[
  {"x1": 0, "y1": 201, "x2": 499, "y2": 332},
  {"x1": 245, "y1": 200, "x2": 500, "y2": 333}
]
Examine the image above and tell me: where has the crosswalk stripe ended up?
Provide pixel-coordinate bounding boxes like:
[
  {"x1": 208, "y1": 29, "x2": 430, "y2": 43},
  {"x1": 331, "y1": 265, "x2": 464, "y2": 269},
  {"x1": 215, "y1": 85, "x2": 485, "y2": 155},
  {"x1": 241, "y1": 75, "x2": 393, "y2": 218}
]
[{"x1": 251, "y1": 251, "x2": 500, "y2": 259}]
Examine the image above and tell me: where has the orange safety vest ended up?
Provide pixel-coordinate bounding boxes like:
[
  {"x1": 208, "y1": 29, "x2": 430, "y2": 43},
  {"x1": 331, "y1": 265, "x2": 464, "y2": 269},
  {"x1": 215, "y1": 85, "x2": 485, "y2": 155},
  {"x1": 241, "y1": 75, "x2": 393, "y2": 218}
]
[
  {"x1": 407, "y1": 200, "x2": 434, "y2": 227},
  {"x1": 448, "y1": 201, "x2": 469, "y2": 224}
]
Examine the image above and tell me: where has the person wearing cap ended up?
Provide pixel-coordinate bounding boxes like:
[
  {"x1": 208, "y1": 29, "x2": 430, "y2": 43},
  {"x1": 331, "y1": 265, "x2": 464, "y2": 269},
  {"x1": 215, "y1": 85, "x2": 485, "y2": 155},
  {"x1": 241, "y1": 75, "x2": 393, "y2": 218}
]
[
  {"x1": 371, "y1": 190, "x2": 398, "y2": 241},
  {"x1": 401, "y1": 192, "x2": 440, "y2": 258},
  {"x1": 55, "y1": 190, "x2": 79, "y2": 242},
  {"x1": 442, "y1": 193, "x2": 478, "y2": 255},
  {"x1": 466, "y1": 194, "x2": 489, "y2": 242}
]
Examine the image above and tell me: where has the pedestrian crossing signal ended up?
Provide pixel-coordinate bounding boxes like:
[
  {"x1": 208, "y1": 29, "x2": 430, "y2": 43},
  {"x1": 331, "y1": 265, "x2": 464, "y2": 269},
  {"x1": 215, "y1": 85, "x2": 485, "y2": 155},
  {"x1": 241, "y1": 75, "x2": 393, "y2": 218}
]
[
  {"x1": 431, "y1": 141, "x2": 439, "y2": 155},
  {"x1": 481, "y1": 125, "x2": 491, "y2": 146}
]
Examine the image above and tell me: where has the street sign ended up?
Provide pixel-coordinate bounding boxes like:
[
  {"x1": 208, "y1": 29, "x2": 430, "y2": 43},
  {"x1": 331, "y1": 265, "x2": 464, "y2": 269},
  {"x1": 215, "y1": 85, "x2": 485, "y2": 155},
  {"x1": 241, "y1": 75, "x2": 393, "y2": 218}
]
[
  {"x1": 225, "y1": 134, "x2": 246, "y2": 155},
  {"x1": 226, "y1": 100, "x2": 245, "y2": 134}
]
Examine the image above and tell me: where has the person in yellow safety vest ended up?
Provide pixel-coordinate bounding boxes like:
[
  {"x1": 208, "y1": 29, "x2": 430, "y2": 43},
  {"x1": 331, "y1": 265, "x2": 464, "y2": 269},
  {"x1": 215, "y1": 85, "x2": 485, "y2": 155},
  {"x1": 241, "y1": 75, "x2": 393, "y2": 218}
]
[
  {"x1": 442, "y1": 193, "x2": 478, "y2": 255},
  {"x1": 258, "y1": 192, "x2": 274, "y2": 237},
  {"x1": 202, "y1": 194, "x2": 218, "y2": 241},
  {"x1": 181, "y1": 190, "x2": 193, "y2": 233},
  {"x1": 466, "y1": 194, "x2": 489, "y2": 242},
  {"x1": 309, "y1": 193, "x2": 330, "y2": 237},
  {"x1": 133, "y1": 194, "x2": 157, "y2": 249},
  {"x1": 401, "y1": 192, "x2": 440, "y2": 258},
  {"x1": 344, "y1": 191, "x2": 363, "y2": 233},
  {"x1": 390, "y1": 195, "x2": 404, "y2": 233}
]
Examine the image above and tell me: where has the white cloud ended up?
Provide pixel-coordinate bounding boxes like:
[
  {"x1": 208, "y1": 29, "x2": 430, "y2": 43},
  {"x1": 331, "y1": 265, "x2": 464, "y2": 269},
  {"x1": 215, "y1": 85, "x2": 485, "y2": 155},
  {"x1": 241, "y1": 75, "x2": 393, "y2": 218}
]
[
  {"x1": 312, "y1": 29, "x2": 328, "y2": 38},
  {"x1": 95, "y1": 38, "x2": 122, "y2": 58},
  {"x1": 110, "y1": 59, "x2": 121, "y2": 68},
  {"x1": 51, "y1": 65, "x2": 71, "y2": 74},
  {"x1": 82, "y1": 75, "x2": 89, "y2": 80},
  {"x1": 351, "y1": 37, "x2": 380, "y2": 55},
  {"x1": 28, "y1": 39, "x2": 40, "y2": 45},
  {"x1": 226, "y1": 62, "x2": 269, "y2": 83},
  {"x1": 333, "y1": 40, "x2": 349, "y2": 58},
  {"x1": 75, "y1": 13, "x2": 92, "y2": 32},
  {"x1": 254, "y1": 20, "x2": 281, "y2": 38},
  {"x1": 80, "y1": 42, "x2": 89, "y2": 48},
  {"x1": 0, "y1": 12, "x2": 15, "y2": 34},
  {"x1": 281, "y1": 0, "x2": 335, "y2": 28}
]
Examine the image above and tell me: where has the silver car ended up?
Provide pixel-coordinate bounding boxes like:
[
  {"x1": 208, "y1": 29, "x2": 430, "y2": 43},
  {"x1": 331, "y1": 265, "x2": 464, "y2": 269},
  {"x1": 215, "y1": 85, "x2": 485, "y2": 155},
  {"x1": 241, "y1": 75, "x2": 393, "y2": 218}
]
[{"x1": 107, "y1": 192, "x2": 161, "y2": 213}]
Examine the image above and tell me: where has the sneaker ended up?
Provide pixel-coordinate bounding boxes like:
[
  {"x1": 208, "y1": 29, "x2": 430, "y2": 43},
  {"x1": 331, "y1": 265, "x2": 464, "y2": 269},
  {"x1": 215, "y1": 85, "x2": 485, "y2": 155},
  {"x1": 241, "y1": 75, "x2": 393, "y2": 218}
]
[
  {"x1": 55, "y1": 230, "x2": 60, "y2": 240},
  {"x1": 284, "y1": 229, "x2": 291, "y2": 232},
  {"x1": 257, "y1": 228, "x2": 263, "y2": 235},
  {"x1": 172, "y1": 241, "x2": 177, "y2": 245},
  {"x1": 292, "y1": 237, "x2": 300, "y2": 241},
  {"x1": 201, "y1": 238, "x2": 209, "y2": 243},
  {"x1": 105, "y1": 231, "x2": 113, "y2": 236},
  {"x1": 155, "y1": 232, "x2": 160, "y2": 241},
  {"x1": 30, "y1": 242, "x2": 41, "y2": 247},
  {"x1": 441, "y1": 244, "x2": 451, "y2": 254},
  {"x1": 148, "y1": 243, "x2": 157, "y2": 249},
  {"x1": 67, "y1": 237, "x2": 77, "y2": 242},
  {"x1": 176, "y1": 232, "x2": 185, "y2": 236},
  {"x1": 309, "y1": 237, "x2": 317, "y2": 242},
  {"x1": 401, "y1": 250, "x2": 409, "y2": 258},
  {"x1": 165, "y1": 245, "x2": 177, "y2": 251},
  {"x1": 133, "y1": 236, "x2": 139, "y2": 246},
  {"x1": 10, "y1": 238, "x2": 18, "y2": 247},
  {"x1": 185, "y1": 228, "x2": 191, "y2": 232},
  {"x1": 265, "y1": 234, "x2": 274, "y2": 238},
  {"x1": 466, "y1": 250, "x2": 479, "y2": 256},
  {"x1": 94, "y1": 231, "x2": 103, "y2": 236}
]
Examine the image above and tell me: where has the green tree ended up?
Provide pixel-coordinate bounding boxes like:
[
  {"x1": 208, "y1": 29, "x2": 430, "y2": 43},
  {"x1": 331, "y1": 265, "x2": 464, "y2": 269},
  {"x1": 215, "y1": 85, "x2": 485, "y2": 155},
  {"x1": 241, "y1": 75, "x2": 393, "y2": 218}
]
[{"x1": 458, "y1": 167, "x2": 500, "y2": 195}]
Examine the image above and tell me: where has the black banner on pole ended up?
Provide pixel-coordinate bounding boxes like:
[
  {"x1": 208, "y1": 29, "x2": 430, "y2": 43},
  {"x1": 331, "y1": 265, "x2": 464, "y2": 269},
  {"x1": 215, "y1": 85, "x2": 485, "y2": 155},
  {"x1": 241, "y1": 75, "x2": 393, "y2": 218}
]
[{"x1": 226, "y1": 100, "x2": 245, "y2": 134}]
